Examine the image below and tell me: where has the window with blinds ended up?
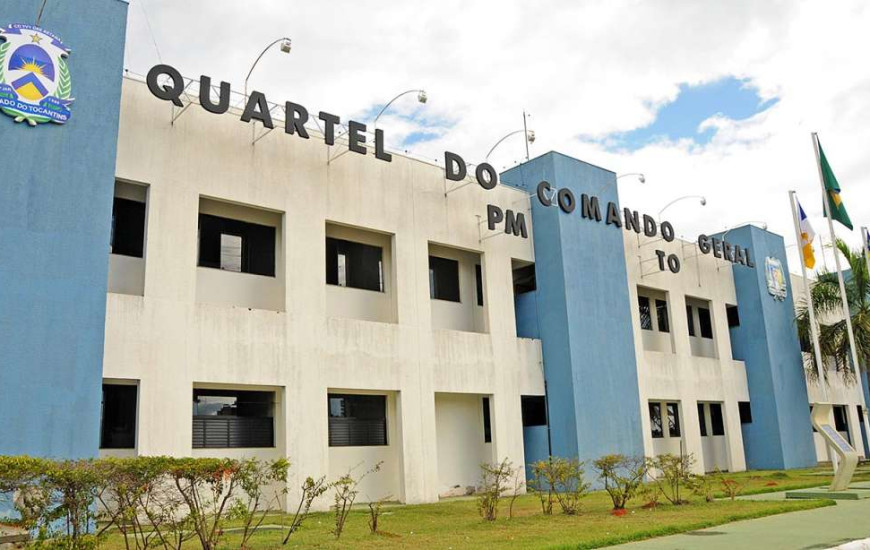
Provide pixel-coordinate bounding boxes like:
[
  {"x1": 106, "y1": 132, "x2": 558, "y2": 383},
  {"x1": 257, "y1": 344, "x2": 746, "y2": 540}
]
[{"x1": 328, "y1": 394, "x2": 387, "y2": 447}]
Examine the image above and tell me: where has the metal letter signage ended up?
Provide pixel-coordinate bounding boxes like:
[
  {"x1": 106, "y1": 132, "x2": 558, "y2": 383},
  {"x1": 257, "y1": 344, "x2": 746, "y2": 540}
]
[{"x1": 0, "y1": 24, "x2": 73, "y2": 126}]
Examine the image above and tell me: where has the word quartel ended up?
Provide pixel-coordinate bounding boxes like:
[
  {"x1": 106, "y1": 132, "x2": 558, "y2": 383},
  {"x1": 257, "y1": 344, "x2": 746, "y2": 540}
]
[{"x1": 145, "y1": 65, "x2": 755, "y2": 275}]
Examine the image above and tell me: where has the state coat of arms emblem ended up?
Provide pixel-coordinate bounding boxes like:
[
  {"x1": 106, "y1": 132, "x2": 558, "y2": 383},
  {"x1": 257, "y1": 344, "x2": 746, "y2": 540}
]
[{"x1": 0, "y1": 23, "x2": 73, "y2": 126}]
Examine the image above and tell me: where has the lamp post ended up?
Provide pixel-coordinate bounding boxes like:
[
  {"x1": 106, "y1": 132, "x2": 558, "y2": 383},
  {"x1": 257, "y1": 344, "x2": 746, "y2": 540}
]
[
  {"x1": 243, "y1": 37, "x2": 292, "y2": 100},
  {"x1": 372, "y1": 89, "x2": 427, "y2": 129},
  {"x1": 485, "y1": 129, "x2": 535, "y2": 162},
  {"x1": 658, "y1": 195, "x2": 706, "y2": 221}
]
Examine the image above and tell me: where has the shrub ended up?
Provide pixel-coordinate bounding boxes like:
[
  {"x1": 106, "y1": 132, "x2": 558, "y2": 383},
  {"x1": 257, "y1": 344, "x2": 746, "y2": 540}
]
[
  {"x1": 529, "y1": 457, "x2": 588, "y2": 515},
  {"x1": 528, "y1": 461, "x2": 554, "y2": 515},
  {"x1": 231, "y1": 457, "x2": 290, "y2": 550},
  {"x1": 282, "y1": 476, "x2": 330, "y2": 545},
  {"x1": 689, "y1": 473, "x2": 715, "y2": 503},
  {"x1": 367, "y1": 495, "x2": 391, "y2": 534},
  {"x1": 649, "y1": 453, "x2": 695, "y2": 505},
  {"x1": 477, "y1": 458, "x2": 514, "y2": 521},
  {"x1": 592, "y1": 454, "x2": 647, "y2": 510},
  {"x1": 332, "y1": 461, "x2": 382, "y2": 539},
  {"x1": 716, "y1": 468, "x2": 744, "y2": 500}
]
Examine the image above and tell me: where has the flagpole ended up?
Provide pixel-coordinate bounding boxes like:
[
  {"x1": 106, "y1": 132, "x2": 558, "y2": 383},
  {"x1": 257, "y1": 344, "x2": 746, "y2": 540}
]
[
  {"x1": 813, "y1": 132, "x2": 862, "y2": 389},
  {"x1": 789, "y1": 191, "x2": 828, "y2": 402}
]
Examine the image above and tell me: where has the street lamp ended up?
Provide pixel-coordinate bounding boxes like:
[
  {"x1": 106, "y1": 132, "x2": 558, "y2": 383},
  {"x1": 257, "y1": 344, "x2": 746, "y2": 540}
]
[
  {"x1": 243, "y1": 37, "x2": 292, "y2": 99},
  {"x1": 658, "y1": 195, "x2": 706, "y2": 221},
  {"x1": 372, "y1": 89, "x2": 428, "y2": 129},
  {"x1": 485, "y1": 129, "x2": 535, "y2": 162}
]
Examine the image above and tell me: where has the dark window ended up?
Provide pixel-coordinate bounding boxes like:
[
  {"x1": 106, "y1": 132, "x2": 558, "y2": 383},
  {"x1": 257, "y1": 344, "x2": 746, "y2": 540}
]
[
  {"x1": 833, "y1": 405, "x2": 850, "y2": 436},
  {"x1": 111, "y1": 198, "x2": 146, "y2": 258},
  {"x1": 686, "y1": 305, "x2": 696, "y2": 336},
  {"x1": 649, "y1": 402, "x2": 663, "y2": 438},
  {"x1": 429, "y1": 256, "x2": 460, "y2": 302},
  {"x1": 512, "y1": 264, "x2": 537, "y2": 294},
  {"x1": 799, "y1": 333, "x2": 813, "y2": 354},
  {"x1": 709, "y1": 403, "x2": 725, "y2": 436},
  {"x1": 192, "y1": 389, "x2": 274, "y2": 448},
  {"x1": 726, "y1": 305, "x2": 740, "y2": 328},
  {"x1": 638, "y1": 296, "x2": 652, "y2": 330},
  {"x1": 521, "y1": 396, "x2": 547, "y2": 427},
  {"x1": 326, "y1": 237, "x2": 383, "y2": 292},
  {"x1": 810, "y1": 405, "x2": 817, "y2": 432},
  {"x1": 475, "y1": 264, "x2": 484, "y2": 306},
  {"x1": 100, "y1": 384, "x2": 137, "y2": 449},
  {"x1": 667, "y1": 402, "x2": 681, "y2": 437},
  {"x1": 198, "y1": 213, "x2": 276, "y2": 276},
  {"x1": 698, "y1": 402, "x2": 707, "y2": 436},
  {"x1": 859, "y1": 406, "x2": 865, "y2": 424},
  {"x1": 328, "y1": 394, "x2": 387, "y2": 447},
  {"x1": 656, "y1": 299, "x2": 670, "y2": 333},
  {"x1": 739, "y1": 401, "x2": 752, "y2": 424},
  {"x1": 698, "y1": 307, "x2": 713, "y2": 339},
  {"x1": 483, "y1": 397, "x2": 492, "y2": 443}
]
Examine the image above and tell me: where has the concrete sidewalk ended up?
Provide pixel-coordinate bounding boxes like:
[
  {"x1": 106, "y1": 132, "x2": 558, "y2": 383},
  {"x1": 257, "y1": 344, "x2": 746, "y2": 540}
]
[{"x1": 612, "y1": 487, "x2": 870, "y2": 550}]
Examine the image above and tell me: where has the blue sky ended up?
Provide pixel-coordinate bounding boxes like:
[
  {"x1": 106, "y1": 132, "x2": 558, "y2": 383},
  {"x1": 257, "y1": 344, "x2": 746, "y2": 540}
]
[{"x1": 605, "y1": 77, "x2": 778, "y2": 151}]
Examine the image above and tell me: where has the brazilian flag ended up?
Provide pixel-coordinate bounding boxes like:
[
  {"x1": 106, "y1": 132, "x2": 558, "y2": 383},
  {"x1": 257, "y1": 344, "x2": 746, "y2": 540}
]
[{"x1": 818, "y1": 140, "x2": 853, "y2": 230}]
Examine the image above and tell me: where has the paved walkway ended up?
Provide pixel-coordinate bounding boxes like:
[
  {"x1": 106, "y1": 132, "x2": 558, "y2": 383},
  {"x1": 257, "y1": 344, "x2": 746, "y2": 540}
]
[{"x1": 613, "y1": 485, "x2": 870, "y2": 550}]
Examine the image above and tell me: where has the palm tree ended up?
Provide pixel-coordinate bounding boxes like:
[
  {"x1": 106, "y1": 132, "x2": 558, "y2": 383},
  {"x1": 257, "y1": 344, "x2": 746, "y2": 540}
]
[{"x1": 795, "y1": 238, "x2": 870, "y2": 383}]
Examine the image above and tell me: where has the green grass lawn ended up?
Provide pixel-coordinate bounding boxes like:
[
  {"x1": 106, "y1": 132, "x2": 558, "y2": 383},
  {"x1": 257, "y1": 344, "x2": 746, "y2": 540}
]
[{"x1": 98, "y1": 466, "x2": 870, "y2": 550}]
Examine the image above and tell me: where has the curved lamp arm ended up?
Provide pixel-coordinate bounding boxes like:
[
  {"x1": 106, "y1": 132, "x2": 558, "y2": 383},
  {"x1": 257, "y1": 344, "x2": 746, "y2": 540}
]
[
  {"x1": 485, "y1": 130, "x2": 535, "y2": 162},
  {"x1": 244, "y1": 37, "x2": 292, "y2": 98},
  {"x1": 658, "y1": 195, "x2": 706, "y2": 221},
  {"x1": 373, "y1": 89, "x2": 427, "y2": 128}
]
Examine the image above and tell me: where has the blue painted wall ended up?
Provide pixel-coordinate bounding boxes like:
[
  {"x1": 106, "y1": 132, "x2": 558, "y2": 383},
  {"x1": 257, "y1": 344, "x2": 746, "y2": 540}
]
[
  {"x1": 0, "y1": 0, "x2": 128, "y2": 458},
  {"x1": 522, "y1": 426, "x2": 549, "y2": 480},
  {"x1": 514, "y1": 291, "x2": 540, "y2": 339},
  {"x1": 724, "y1": 226, "x2": 816, "y2": 469},
  {"x1": 503, "y1": 152, "x2": 645, "y2": 464}
]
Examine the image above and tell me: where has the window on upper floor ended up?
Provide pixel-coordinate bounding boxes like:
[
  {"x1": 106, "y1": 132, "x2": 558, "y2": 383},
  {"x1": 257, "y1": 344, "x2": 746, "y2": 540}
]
[
  {"x1": 638, "y1": 296, "x2": 652, "y2": 330},
  {"x1": 111, "y1": 197, "x2": 146, "y2": 258},
  {"x1": 108, "y1": 181, "x2": 148, "y2": 296},
  {"x1": 739, "y1": 401, "x2": 752, "y2": 424},
  {"x1": 198, "y1": 214, "x2": 276, "y2": 277},
  {"x1": 429, "y1": 256, "x2": 460, "y2": 302},
  {"x1": 698, "y1": 307, "x2": 713, "y2": 339},
  {"x1": 482, "y1": 397, "x2": 492, "y2": 443},
  {"x1": 328, "y1": 394, "x2": 387, "y2": 447},
  {"x1": 521, "y1": 395, "x2": 547, "y2": 427},
  {"x1": 726, "y1": 304, "x2": 740, "y2": 328},
  {"x1": 686, "y1": 305, "x2": 696, "y2": 337},
  {"x1": 709, "y1": 403, "x2": 725, "y2": 436},
  {"x1": 475, "y1": 264, "x2": 484, "y2": 306},
  {"x1": 656, "y1": 299, "x2": 670, "y2": 333},
  {"x1": 326, "y1": 237, "x2": 383, "y2": 292}
]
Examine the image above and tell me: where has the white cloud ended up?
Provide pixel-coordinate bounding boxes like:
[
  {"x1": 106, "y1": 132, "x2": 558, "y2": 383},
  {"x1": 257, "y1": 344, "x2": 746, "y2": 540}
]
[{"x1": 123, "y1": 0, "x2": 870, "y2": 272}]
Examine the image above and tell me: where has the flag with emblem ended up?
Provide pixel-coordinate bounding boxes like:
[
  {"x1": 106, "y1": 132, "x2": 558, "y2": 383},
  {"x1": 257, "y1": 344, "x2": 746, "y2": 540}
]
[
  {"x1": 797, "y1": 200, "x2": 816, "y2": 269},
  {"x1": 817, "y1": 139, "x2": 853, "y2": 230}
]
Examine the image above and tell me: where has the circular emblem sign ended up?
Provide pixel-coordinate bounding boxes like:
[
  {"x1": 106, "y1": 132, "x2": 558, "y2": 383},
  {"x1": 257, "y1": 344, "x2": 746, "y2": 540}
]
[{"x1": 0, "y1": 23, "x2": 73, "y2": 126}]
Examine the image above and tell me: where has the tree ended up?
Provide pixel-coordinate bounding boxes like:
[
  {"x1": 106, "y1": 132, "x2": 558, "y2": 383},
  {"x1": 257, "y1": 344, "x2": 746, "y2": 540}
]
[{"x1": 796, "y1": 238, "x2": 870, "y2": 383}]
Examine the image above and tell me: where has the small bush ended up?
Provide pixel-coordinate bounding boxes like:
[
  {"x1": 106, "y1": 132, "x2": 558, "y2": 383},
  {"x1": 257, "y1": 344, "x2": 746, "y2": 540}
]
[
  {"x1": 593, "y1": 454, "x2": 647, "y2": 510},
  {"x1": 689, "y1": 473, "x2": 715, "y2": 503},
  {"x1": 332, "y1": 461, "x2": 382, "y2": 539},
  {"x1": 477, "y1": 458, "x2": 514, "y2": 521},
  {"x1": 282, "y1": 475, "x2": 330, "y2": 545},
  {"x1": 529, "y1": 457, "x2": 589, "y2": 515},
  {"x1": 649, "y1": 453, "x2": 695, "y2": 505},
  {"x1": 367, "y1": 495, "x2": 391, "y2": 534},
  {"x1": 716, "y1": 468, "x2": 744, "y2": 500}
]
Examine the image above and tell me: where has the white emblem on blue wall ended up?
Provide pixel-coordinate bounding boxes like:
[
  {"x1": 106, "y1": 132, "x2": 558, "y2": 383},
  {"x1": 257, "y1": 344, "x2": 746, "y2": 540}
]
[
  {"x1": 0, "y1": 23, "x2": 73, "y2": 126},
  {"x1": 765, "y1": 256, "x2": 787, "y2": 301}
]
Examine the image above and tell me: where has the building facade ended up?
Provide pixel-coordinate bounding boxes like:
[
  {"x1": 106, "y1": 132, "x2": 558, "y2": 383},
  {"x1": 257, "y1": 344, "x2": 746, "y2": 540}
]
[{"x1": 2, "y1": 7, "x2": 869, "y2": 509}]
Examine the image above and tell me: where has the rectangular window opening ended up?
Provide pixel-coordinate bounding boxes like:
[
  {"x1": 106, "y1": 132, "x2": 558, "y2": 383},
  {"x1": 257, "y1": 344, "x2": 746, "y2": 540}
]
[
  {"x1": 686, "y1": 305, "x2": 696, "y2": 337},
  {"x1": 475, "y1": 264, "x2": 484, "y2": 306},
  {"x1": 667, "y1": 402, "x2": 681, "y2": 437},
  {"x1": 698, "y1": 307, "x2": 714, "y2": 339},
  {"x1": 638, "y1": 296, "x2": 652, "y2": 331},
  {"x1": 192, "y1": 389, "x2": 274, "y2": 449},
  {"x1": 482, "y1": 397, "x2": 492, "y2": 443},
  {"x1": 521, "y1": 395, "x2": 547, "y2": 427},
  {"x1": 697, "y1": 402, "x2": 708, "y2": 437},
  {"x1": 326, "y1": 237, "x2": 384, "y2": 292},
  {"x1": 328, "y1": 394, "x2": 387, "y2": 447},
  {"x1": 111, "y1": 197, "x2": 146, "y2": 258},
  {"x1": 512, "y1": 264, "x2": 536, "y2": 295},
  {"x1": 656, "y1": 299, "x2": 670, "y2": 333},
  {"x1": 100, "y1": 384, "x2": 138, "y2": 449},
  {"x1": 649, "y1": 402, "x2": 663, "y2": 439},
  {"x1": 726, "y1": 304, "x2": 740, "y2": 328},
  {"x1": 429, "y1": 256, "x2": 460, "y2": 302},
  {"x1": 739, "y1": 401, "x2": 752, "y2": 424},
  {"x1": 198, "y1": 213, "x2": 276, "y2": 277},
  {"x1": 709, "y1": 403, "x2": 725, "y2": 436}
]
